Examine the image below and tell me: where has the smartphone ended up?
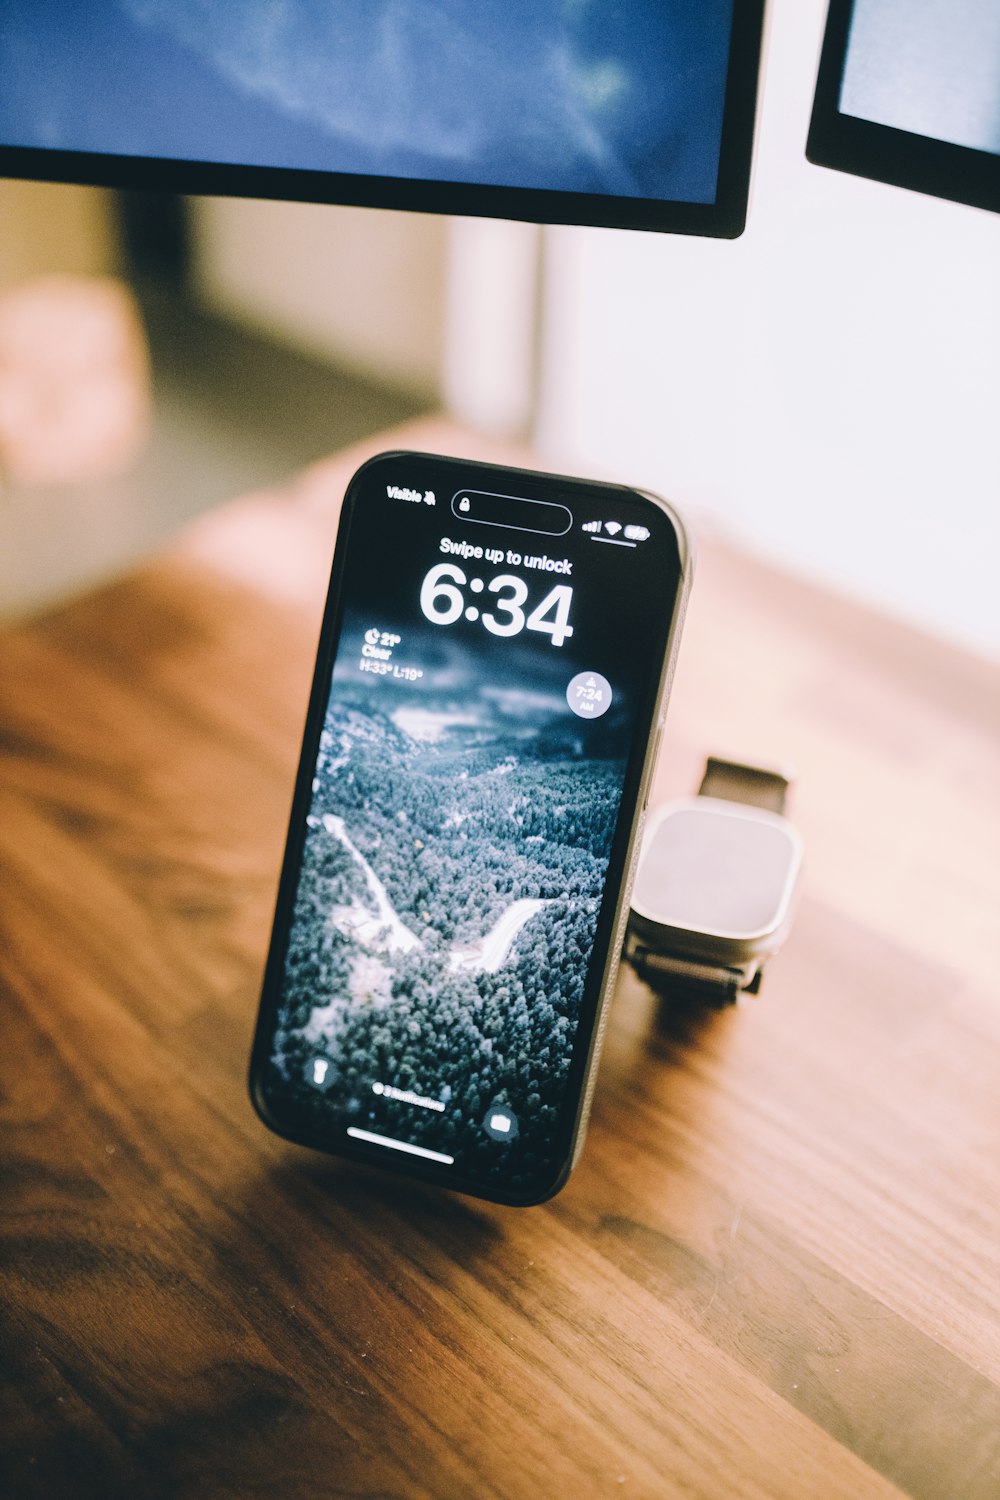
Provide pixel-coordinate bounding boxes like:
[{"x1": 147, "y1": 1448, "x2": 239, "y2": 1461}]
[{"x1": 249, "y1": 452, "x2": 691, "y2": 1204}]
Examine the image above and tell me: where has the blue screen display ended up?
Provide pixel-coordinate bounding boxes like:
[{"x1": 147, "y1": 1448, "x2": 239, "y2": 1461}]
[
  {"x1": 0, "y1": 0, "x2": 736, "y2": 205},
  {"x1": 841, "y1": 0, "x2": 1000, "y2": 157}
]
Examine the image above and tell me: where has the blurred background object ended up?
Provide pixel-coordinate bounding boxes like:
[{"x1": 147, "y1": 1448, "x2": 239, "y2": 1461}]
[
  {"x1": 0, "y1": 183, "x2": 438, "y2": 619},
  {"x1": 0, "y1": 273, "x2": 150, "y2": 487},
  {"x1": 1, "y1": 0, "x2": 998, "y2": 658}
]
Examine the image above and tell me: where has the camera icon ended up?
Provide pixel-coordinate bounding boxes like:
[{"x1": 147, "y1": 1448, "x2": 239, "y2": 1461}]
[{"x1": 482, "y1": 1105, "x2": 518, "y2": 1142}]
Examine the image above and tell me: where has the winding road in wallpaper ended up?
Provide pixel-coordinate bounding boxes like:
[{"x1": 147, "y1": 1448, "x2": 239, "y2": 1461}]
[{"x1": 270, "y1": 652, "x2": 627, "y2": 1189}]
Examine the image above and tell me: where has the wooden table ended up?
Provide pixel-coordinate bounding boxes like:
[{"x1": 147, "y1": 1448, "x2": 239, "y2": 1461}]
[{"x1": 2, "y1": 418, "x2": 999, "y2": 1500}]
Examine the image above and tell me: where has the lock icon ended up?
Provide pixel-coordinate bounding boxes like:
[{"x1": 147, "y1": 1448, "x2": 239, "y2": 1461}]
[{"x1": 458, "y1": 496, "x2": 471, "y2": 513}]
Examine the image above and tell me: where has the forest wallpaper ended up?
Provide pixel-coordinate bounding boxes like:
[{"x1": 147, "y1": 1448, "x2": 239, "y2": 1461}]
[{"x1": 267, "y1": 623, "x2": 629, "y2": 1193}]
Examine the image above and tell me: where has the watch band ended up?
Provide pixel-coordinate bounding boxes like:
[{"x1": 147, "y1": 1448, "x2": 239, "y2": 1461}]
[
  {"x1": 626, "y1": 945, "x2": 763, "y2": 1006},
  {"x1": 626, "y1": 756, "x2": 793, "y2": 1004},
  {"x1": 698, "y1": 756, "x2": 790, "y2": 814}
]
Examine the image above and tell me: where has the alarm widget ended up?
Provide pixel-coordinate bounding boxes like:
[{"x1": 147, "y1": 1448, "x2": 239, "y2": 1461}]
[{"x1": 257, "y1": 455, "x2": 682, "y2": 1197}]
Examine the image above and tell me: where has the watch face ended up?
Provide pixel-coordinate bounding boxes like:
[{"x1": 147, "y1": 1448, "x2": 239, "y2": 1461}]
[{"x1": 631, "y1": 799, "x2": 802, "y2": 953}]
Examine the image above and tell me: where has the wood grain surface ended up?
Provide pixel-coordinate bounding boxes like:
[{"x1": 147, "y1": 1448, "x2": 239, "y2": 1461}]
[{"x1": 2, "y1": 417, "x2": 999, "y2": 1500}]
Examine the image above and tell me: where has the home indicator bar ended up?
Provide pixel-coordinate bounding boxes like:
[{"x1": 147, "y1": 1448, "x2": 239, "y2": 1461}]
[{"x1": 347, "y1": 1126, "x2": 455, "y2": 1165}]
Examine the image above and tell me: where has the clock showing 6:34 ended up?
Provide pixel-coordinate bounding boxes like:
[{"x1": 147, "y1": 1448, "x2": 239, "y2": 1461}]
[{"x1": 418, "y1": 563, "x2": 574, "y2": 647}]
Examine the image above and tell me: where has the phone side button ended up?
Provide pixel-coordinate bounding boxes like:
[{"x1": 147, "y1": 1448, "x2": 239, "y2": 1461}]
[{"x1": 644, "y1": 724, "x2": 665, "y2": 805}]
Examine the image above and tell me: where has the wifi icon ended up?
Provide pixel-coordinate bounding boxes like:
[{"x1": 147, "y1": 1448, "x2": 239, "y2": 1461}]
[{"x1": 604, "y1": 520, "x2": 622, "y2": 536}]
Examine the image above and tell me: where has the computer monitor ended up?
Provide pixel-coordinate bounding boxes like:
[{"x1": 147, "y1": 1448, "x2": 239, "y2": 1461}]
[
  {"x1": 0, "y1": 1, "x2": 765, "y2": 238},
  {"x1": 808, "y1": 0, "x2": 1000, "y2": 215}
]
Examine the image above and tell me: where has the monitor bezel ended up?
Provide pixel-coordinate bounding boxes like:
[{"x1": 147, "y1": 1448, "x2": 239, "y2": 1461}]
[
  {"x1": 807, "y1": 0, "x2": 1000, "y2": 216},
  {"x1": 0, "y1": 0, "x2": 765, "y2": 238}
]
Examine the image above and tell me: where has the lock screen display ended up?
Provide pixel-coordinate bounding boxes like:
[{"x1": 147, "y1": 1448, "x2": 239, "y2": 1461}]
[{"x1": 254, "y1": 455, "x2": 682, "y2": 1198}]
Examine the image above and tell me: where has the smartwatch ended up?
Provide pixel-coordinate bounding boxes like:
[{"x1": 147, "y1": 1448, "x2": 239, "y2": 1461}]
[{"x1": 627, "y1": 757, "x2": 803, "y2": 1004}]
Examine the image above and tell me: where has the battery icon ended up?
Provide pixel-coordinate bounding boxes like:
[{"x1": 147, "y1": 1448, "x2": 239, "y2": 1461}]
[{"x1": 624, "y1": 524, "x2": 650, "y2": 541}]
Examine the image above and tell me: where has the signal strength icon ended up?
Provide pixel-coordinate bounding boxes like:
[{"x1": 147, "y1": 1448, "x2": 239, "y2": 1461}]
[
  {"x1": 582, "y1": 519, "x2": 602, "y2": 533},
  {"x1": 604, "y1": 520, "x2": 623, "y2": 536}
]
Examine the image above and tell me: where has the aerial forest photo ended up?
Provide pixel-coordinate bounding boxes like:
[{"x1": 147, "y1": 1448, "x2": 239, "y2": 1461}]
[{"x1": 268, "y1": 621, "x2": 630, "y2": 1191}]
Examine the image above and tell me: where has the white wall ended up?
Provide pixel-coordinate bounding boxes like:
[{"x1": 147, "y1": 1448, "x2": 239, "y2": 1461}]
[
  {"x1": 442, "y1": 217, "x2": 541, "y2": 439},
  {"x1": 534, "y1": 0, "x2": 1000, "y2": 658},
  {"x1": 192, "y1": 197, "x2": 448, "y2": 398},
  {"x1": 193, "y1": 197, "x2": 543, "y2": 429}
]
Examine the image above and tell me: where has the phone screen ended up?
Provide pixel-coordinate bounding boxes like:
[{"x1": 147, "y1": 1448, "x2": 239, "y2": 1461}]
[{"x1": 251, "y1": 453, "x2": 686, "y2": 1202}]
